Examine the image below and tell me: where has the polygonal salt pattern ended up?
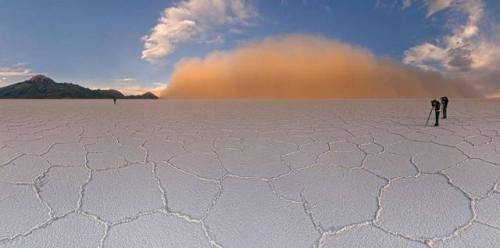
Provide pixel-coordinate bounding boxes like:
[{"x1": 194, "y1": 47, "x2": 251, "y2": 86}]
[
  {"x1": 43, "y1": 143, "x2": 85, "y2": 167},
  {"x1": 444, "y1": 159, "x2": 500, "y2": 198},
  {"x1": 105, "y1": 213, "x2": 210, "y2": 248},
  {"x1": 476, "y1": 193, "x2": 500, "y2": 228},
  {"x1": 87, "y1": 152, "x2": 127, "y2": 170},
  {"x1": 38, "y1": 167, "x2": 88, "y2": 217},
  {"x1": 433, "y1": 223, "x2": 500, "y2": 248},
  {"x1": 169, "y1": 152, "x2": 225, "y2": 180},
  {"x1": 364, "y1": 153, "x2": 418, "y2": 179},
  {"x1": 322, "y1": 225, "x2": 427, "y2": 248},
  {"x1": 0, "y1": 183, "x2": 50, "y2": 240},
  {"x1": 0, "y1": 155, "x2": 50, "y2": 184},
  {"x1": 205, "y1": 177, "x2": 319, "y2": 247},
  {"x1": 272, "y1": 163, "x2": 386, "y2": 229},
  {"x1": 2, "y1": 214, "x2": 103, "y2": 248},
  {"x1": 378, "y1": 174, "x2": 472, "y2": 239},
  {"x1": 81, "y1": 165, "x2": 163, "y2": 222},
  {"x1": 0, "y1": 99, "x2": 499, "y2": 247},
  {"x1": 155, "y1": 163, "x2": 220, "y2": 219}
]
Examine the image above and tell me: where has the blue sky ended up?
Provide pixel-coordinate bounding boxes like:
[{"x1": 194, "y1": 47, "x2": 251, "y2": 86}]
[{"x1": 0, "y1": 0, "x2": 498, "y2": 96}]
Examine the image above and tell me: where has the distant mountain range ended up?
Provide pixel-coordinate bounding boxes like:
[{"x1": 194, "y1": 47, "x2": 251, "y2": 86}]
[{"x1": 0, "y1": 75, "x2": 158, "y2": 99}]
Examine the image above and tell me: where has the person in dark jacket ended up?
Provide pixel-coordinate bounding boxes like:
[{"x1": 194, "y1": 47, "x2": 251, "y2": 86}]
[
  {"x1": 441, "y1": 96, "x2": 449, "y2": 119},
  {"x1": 431, "y1": 99, "x2": 441, "y2": 126},
  {"x1": 113, "y1": 97, "x2": 117, "y2": 104}
]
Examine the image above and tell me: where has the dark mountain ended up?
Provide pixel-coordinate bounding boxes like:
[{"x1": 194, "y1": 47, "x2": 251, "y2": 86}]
[
  {"x1": 0, "y1": 75, "x2": 158, "y2": 99},
  {"x1": 126, "y1": 92, "x2": 159, "y2": 99}
]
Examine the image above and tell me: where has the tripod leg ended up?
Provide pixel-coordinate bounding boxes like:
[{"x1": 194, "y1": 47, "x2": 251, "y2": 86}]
[{"x1": 425, "y1": 108, "x2": 433, "y2": 127}]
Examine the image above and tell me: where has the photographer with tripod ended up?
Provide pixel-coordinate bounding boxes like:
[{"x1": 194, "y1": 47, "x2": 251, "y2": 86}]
[{"x1": 426, "y1": 99, "x2": 441, "y2": 127}]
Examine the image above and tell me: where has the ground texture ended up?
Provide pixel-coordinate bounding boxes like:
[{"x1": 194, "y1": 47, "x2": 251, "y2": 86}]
[{"x1": 0, "y1": 99, "x2": 499, "y2": 248}]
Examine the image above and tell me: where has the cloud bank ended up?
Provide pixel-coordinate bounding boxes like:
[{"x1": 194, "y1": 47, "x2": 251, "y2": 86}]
[
  {"x1": 142, "y1": 0, "x2": 254, "y2": 63},
  {"x1": 161, "y1": 35, "x2": 477, "y2": 99}
]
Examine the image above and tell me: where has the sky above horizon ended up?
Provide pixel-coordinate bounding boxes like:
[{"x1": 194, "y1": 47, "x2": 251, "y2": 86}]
[{"x1": 0, "y1": 0, "x2": 499, "y2": 97}]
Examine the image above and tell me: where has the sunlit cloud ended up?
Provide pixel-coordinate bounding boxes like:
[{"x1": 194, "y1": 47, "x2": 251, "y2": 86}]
[
  {"x1": 0, "y1": 65, "x2": 33, "y2": 78},
  {"x1": 161, "y1": 34, "x2": 477, "y2": 99},
  {"x1": 401, "y1": 0, "x2": 454, "y2": 16},
  {"x1": 141, "y1": 0, "x2": 255, "y2": 63},
  {"x1": 403, "y1": 0, "x2": 500, "y2": 94},
  {"x1": 115, "y1": 77, "x2": 137, "y2": 83},
  {"x1": 0, "y1": 64, "x2": 36, "y2": 86},
  {"x1": 91, "y1": 84, "x2": 166, "y2": 97},
  {"x1": 427, "y1": 0, "x2": 454, "y2": 16},
  {"x1": 485, "y1": 91, "x2": 500, "y2": 99},
  {"x1": 117, "y1": 85, "x2": 167, "y2": 96},
  {"x1": 404, "y1": 0, "x2": 484, "y2": 71}
]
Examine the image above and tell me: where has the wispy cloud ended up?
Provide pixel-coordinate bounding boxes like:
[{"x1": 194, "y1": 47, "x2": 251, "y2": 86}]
[
  {"x1": 403, "y1": 0, "x2": 500, "y2": 94},
  {"x1": 0, "y1": 64, "x2": 35, "y2": 86},
  {"x1": 400, "y1": 0, "x2": 454, "y2": 16},
  {"x1": 115, "y1": 77, "x2": 137, "y2": 83},
  {"x1": 401, "y1": 0, "x2": 414, "y2": 9},
  {"x1": 141, "y1": 0, "x2": 255, "y2": 63},
  {"x1": 0, "y1": 65, "x2": 33, "y2": 77},
  {"x1": 426, "y1": 0, "x2": 454, "y2": 16}
]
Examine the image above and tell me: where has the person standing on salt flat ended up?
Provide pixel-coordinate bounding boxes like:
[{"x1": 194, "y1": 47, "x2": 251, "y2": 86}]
[
  {"x1": 431, "y1": 99, "x2": 441, "y2": 126},
  {"x1": 113, "y1": 97, "x2": 117, "y2": 104},
  {"x1": 441, "y1": 96, "x2": 449, "y2": 119}
]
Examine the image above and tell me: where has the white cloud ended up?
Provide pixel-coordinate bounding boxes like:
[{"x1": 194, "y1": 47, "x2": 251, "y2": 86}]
[
  {"x1": 0, "y1": 66, "x2": 33, "y2": 78},
  {"x1": 141, "y1": 0, "x2": 255, "y2": 63},
  {"x1": 403, "y1": 0, "x2": 500, "y2": 94},
  {"x1": 0, "y1": 64, "x2": 35, "y2": 86},
  {"x1": 400, "y1": 0, "x2": 454, "y2": 16},
  {"x1": 205, "y1": 35, "x2": 225, "y2": 45},
  {"x1": 427, "y1": 0, "x2": 454, "y2": 16},
  {"x1": 402, "y1": 0, "x2": 414, "y2": 9},
  {"x1": 404, "y1": 42, "x2": 448, "y2": 71},
  {"x1": 405, "y1": 0, "x2": 484, "y2": 72},
  {"x1": 115, "y1": 77, "x2": 137, "y2": 83}
]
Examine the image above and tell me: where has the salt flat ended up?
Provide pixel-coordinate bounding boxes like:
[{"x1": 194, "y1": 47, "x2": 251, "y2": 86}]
[{"x1": 0, "y1": 99, "x2": 499, "y2": 248}]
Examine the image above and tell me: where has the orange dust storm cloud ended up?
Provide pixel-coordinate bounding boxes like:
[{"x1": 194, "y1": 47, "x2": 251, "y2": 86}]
[{"x1": 161, "y1": 34, "x2": 478, "y2": 99}]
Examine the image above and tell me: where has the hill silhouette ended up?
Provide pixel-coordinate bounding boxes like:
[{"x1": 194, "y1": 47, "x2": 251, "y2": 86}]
[{"x1": 0, "y1": 75, "x2": 158, "y2": 99}]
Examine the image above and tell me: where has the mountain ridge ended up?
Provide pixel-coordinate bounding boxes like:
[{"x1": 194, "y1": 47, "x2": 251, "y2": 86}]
[{"x1": 0, "y1": 75, "x2": 158, "y2": 99}]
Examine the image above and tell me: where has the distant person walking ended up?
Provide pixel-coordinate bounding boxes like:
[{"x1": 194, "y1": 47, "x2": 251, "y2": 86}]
[
  {"x1": 431, "y1": 99, "x2": 441, "y2": 126},
  {"x1": 441, "y1": 96, "x2": 449, "y2": 119},
  {"x1": 113, "y1": 97, "x2": 117, "y2": 104}
]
